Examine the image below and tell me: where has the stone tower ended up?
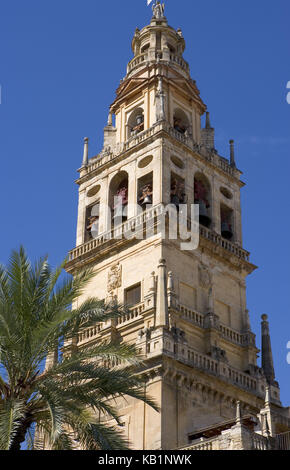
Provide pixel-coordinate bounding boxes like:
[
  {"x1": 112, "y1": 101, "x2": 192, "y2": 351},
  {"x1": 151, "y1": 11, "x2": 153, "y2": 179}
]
[{"x1": 65, "y1": 5, "x2": 290, "y2": 450}]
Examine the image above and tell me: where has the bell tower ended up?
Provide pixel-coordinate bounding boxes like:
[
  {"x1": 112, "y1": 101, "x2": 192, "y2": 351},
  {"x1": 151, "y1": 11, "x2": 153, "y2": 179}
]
[{"x1": 66, "y1": 4, "x2": 290, "y2": 450}]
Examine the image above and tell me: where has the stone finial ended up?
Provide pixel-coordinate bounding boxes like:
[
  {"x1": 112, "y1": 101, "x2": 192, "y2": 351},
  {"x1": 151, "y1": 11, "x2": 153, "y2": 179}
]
[
  {"x1": 261, "y1": 314, "x2": 276, "y2": 384},
  {"x1": 82, "y1": 137, "x2": 89, "y2": 167},
  {"x1": 149, "y1": 272, "x2": 156, "y2": 292},
  {"x1": 265, "y1": 385, "x2": 271, "y2": 406},
  {"x1": 205, "y1": 112, "x2": 211, "y2": 129},
  {"x1": 107, "y1": 110, "x2": 113, "y2": 126},
  {"x1": 167, "y1": 271, "x2": 174, "y2": 293},
  {"x1": 155, "y1": 259, "x2": 169, "y2": 328},
  {"x1": 229, "y1": 139, "x2": 236, "y2": 168},
  {"x1": 236, "y1": 401, "x2": 242, "y2": 425}
]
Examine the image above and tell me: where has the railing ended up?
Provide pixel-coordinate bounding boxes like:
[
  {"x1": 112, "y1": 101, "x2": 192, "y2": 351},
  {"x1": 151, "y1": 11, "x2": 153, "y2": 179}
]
[
  {"x1": 168, "y1": 343, "x2": 257, "y2": 393},
  {"x1": 252, "y1": 433, "x2": 271, "y2": 450},
  {"x1": 277, "y1": 431, "x2": 290, "y2": 450},
  {"x1": 219, "y1": 324, "x2": 244, "y2": 346},
  {"x1": 181, "y1": 439, "x2": 215, "y2": 451},
  {"x1": 68, "y1": 204, "x2": 251, "y2": 266},
  {"x1": 76, "y1": 303, "x2": 145, "y2": 345},
  {"x1": 116, "y1": 302, "x2": 145, "y2": 326},
  {"x1": 169, "y1": 54, "x2": 190, "y2": 72},
  {"x1": 77, "y1": 323, "x2": 104, "y2": 345},
  {"x1": 126, "y1": 52, "x2": 190, "y2": 75},
  {"x1": 127, "y1": 53, "x2": 148, "y2": 74},
  {"x1": 179, "y1": 305, "x2": 204, "y2": 328},
  {"x1": 199, "y1": 225, "x2": 250, "y2": 262},
  {"x1": 180, "y1": 432, "x2": 272, "y2": 451},
  {"x1": 83, "y1": 122, "x2": 237, "y2": 181}
]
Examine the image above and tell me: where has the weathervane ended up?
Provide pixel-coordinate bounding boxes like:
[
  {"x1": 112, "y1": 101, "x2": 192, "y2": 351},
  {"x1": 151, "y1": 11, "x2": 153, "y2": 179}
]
[{"x1": 147, "y1": 0, "x2": 165, "y2": 19}]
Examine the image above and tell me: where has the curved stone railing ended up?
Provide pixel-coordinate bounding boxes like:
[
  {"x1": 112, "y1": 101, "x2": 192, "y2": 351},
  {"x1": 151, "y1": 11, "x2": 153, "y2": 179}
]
[
  {"x1": 169, "y1": 53, "x2": 190, "y2": 72},
  {"x1": 127, "y1": 53, "x2": 148, "y2": 74},
  {"x1": 126, "y1": 52, "x2": 189, "y2": 76}
]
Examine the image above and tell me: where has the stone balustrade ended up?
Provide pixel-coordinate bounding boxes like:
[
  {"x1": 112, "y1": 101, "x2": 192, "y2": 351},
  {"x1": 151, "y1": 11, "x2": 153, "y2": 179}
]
[
  {"x1": 180, "y1": 432, "x2": 272, "y2": 451},
  {"x1": 116, "y1": 302, "x2": 145, "y2": 326},
  {"x1": 126, "y1": 52, "x2": 189, "y2": 76},
  {"x1": 163, "y1": 341, "x2": 258, "y2": 393},
  {"x1": 179, "y1": 305, "x2": 204, "y2": 328},
  {"x1": 68, "y1": 204, "x2": 250, "y2": 266},
  {"x1": 127, "y1": 52, "x2": 148, "y2": 74},
  {"x1": 83, "y1": 121, "x2": 238, "y2": 182},
  {"x1": 181, "y1": 439, "x2": 215, "y2": 451}
]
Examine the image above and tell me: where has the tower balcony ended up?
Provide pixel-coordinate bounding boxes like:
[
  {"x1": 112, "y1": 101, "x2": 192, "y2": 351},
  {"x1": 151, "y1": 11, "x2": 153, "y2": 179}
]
[
  {"x1": 80, "y1": 121, "x2": 241, "y2": 184},
  {"x1": 66, "y1": 204, "x2": 253, "y2": 272},
  {"x1": 126, "y1": 51, "x2": 190, "y2": 77}
]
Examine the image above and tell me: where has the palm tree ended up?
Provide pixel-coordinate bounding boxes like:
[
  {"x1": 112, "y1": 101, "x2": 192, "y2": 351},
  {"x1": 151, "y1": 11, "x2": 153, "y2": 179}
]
[{"x1": 0, "y1": 247, "x2": 158, "y2": 451}]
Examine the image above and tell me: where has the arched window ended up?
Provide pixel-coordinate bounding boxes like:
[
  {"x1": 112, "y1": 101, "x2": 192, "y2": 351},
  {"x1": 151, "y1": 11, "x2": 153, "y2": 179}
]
[
  {"x1": 141, "y1": 43, "x2": 150, "y2": 54},
  {"x1": 109, "y1": 172, "x2": 129, "y2": 226},
  {"x1": 127, "y1": 107, "x2": 144, "y2": 138},
  {"x1": 173, "y1": 108, "x2": 190, "y2": 135},
  {"x1": 220, "y1": 204, "x2": 234, "y2": 240},
  {"x1": 194, "y1": 173, "x2": 211, "y2": 228}
]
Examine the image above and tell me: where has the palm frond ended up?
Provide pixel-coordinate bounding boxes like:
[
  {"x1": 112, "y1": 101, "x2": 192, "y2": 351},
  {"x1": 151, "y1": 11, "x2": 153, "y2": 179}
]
[{"x1": 0, "y1": 399, "x2": 26, "y2": 450}]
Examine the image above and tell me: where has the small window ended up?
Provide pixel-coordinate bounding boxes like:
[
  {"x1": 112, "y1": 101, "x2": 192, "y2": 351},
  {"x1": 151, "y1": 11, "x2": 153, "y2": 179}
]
[{"x1": 125, "y1": 283, "x2": 141, "y2": 306}]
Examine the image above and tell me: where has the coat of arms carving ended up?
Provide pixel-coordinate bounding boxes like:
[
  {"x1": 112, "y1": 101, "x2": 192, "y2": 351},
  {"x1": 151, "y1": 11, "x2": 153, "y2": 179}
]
[{"x1": 107, "y1": 263, "x2": 122, "y2": 293}]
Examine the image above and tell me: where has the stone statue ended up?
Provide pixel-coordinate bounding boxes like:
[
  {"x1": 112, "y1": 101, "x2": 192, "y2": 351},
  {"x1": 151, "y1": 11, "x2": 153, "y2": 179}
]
[{"x1": 153, "y1": 1, "x2": 165, "y2": 19}]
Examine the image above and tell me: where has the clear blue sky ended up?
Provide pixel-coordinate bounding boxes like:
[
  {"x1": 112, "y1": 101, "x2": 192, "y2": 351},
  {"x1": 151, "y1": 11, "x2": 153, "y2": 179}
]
[{"x1": 0, "y1": 0, "x2": 289, "y2": 406}]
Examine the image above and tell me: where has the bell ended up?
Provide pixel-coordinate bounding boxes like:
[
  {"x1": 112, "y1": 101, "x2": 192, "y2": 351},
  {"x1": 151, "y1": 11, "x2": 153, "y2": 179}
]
[
  {"x1": 221, "y1": 222, "x2": 233, "y2": 240},
  {"x1": 197, "y1": 200, "x2": 211, "y2": 228},
  {"x1": 142, "y1": 195, "x2": 152, "y2": 205},
  {"x1": 171, "y1": 194, "x2": 180, "y2": 209},
  {"x1": 136, "y1": 115, "x2": 144, "y2": 125}
]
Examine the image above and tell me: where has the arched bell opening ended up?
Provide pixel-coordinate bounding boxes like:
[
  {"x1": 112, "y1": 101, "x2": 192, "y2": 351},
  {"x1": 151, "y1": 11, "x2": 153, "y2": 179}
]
[
  {"x1": 127, "y1": 107, "x2": 144, "y2": 138},
  {"x1": 173, "y1": 108, "x2": 190, "y2": 135},
  {"x1": 194, "y1": 173, "x2": 212, "y2": 228},
  {"x1": 138, "y1": 172, "x2": 153, "y2": 211},
  {"x1": 220, "y1": 204, "x2": 234, "y2": 240},
  {"x1": 170, "y1": 173, "x2": 187, "y2": 211},
  {"x1": 85, "y1": 202, "x2": 100, "y2": 242},
  {"x1": 109, "y1": 172, "x2": 129, "y2": 227}
]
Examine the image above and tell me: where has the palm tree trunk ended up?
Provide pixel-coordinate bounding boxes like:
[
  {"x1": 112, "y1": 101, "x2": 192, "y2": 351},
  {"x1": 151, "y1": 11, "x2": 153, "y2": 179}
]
[{"x1": 9, "y1": 417, "x2": 32, "y2": 451}]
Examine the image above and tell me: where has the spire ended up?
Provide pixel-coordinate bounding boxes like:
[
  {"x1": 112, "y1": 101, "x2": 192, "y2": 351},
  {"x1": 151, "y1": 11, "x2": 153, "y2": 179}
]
[
  {"x1": 261, "y1": 314, "x2": 276, "y2": 384},
  {"x1": 201, "y1": 112, "x2": 215, "y2": 151},
  {"x1": 229, "y1": 139, "x2": 236, "y2": 168},
  {"x1": 82, "y1": 137, "x2": 89, "y2": 167},
  {"x1": 155, "y1": 259, "x2": 169, "y2": 328}
]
